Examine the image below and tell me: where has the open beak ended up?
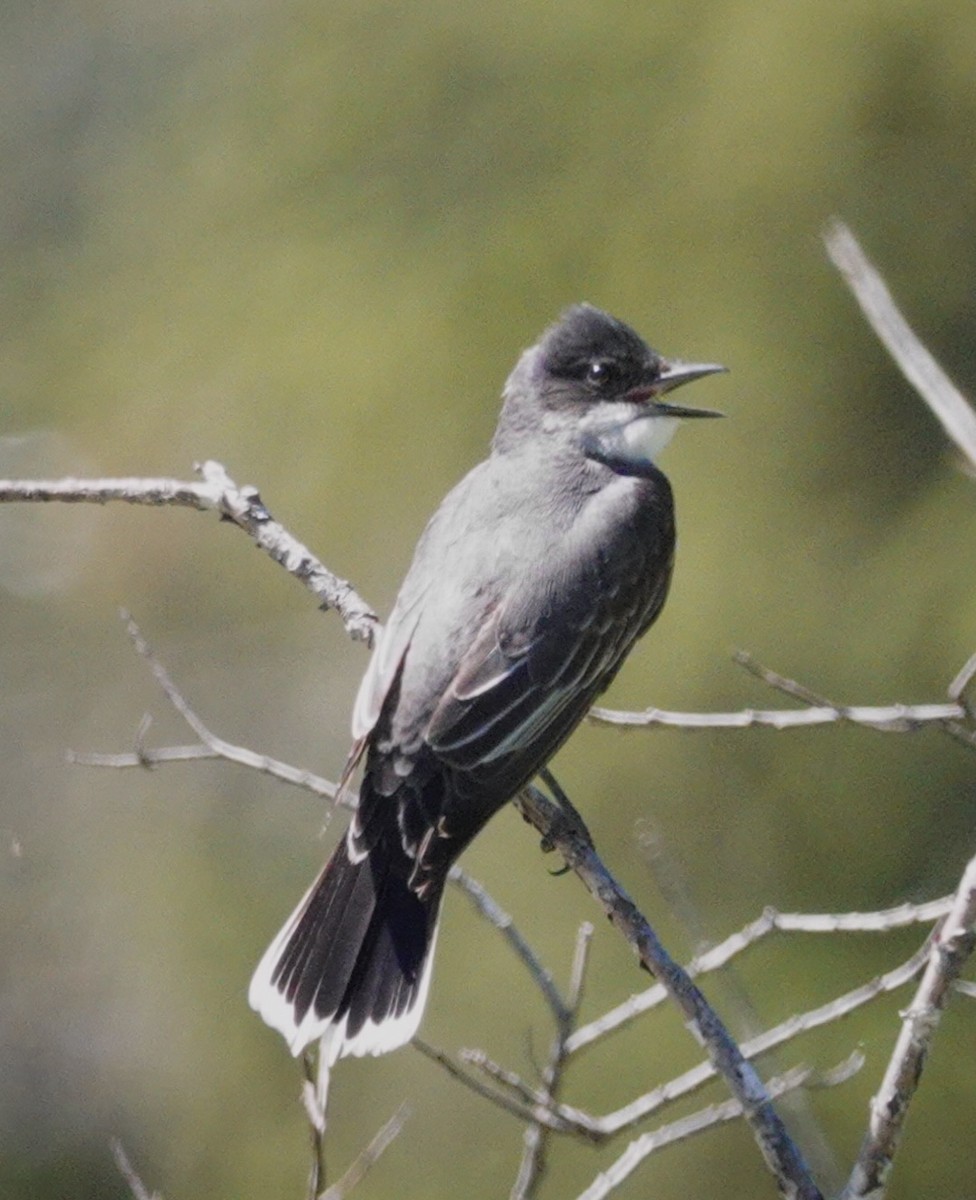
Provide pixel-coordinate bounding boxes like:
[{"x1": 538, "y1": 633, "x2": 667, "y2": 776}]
[{"x1": 630, "y1": 360, "x2": 727, "y2": 418}]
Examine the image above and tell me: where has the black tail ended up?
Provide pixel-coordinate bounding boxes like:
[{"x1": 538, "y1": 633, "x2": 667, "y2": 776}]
[{"x1": 249, "y1": 832, "x2": 442, "y2": 1061}]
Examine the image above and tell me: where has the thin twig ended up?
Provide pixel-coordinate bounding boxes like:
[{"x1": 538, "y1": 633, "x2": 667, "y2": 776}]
[
  {"x1": 68, "y1": 611, "x2": 342, "y2": 804},
  {"x1": 319, "y1": 1106, "x2": 409, "y2": 1200},
  {"x1": 469, "y1": 943, "x2": 924, "y2": 1141},
  {"x1": 568, "y1": 898, "x2": 951, "y2": 1052},
  {"x1": 512, "y1": 922, "x2": 594, "y2": 1200},
  {"x1": 590, "y1": 945, "x2": 927, "y2": 1137},
  {"x1": 842, "y1": 853, "x2": 976, "y2": 1199},
  {"x1": 577, "y1": 1055, "x2": 863, "y2": 1200},
  {"x1": 303, "y1": 1050, "x2": 328, "y2": 1199},
  {"x1": 733, "y1": 651, "x2": 838, "y2": 707},
  {"x1": 109, "y1": 1139, "x2": 161, "y2": 1200},
  {"x1": 449, "y1": 866, "x2": 569, "y2": 1025},
  {"x1": 591, "y1": 648, "x2": 976, "y2": 748},
  {"x1": 824, "y1": 220, "x2": 976, "y2": 472},
  {"x1": 412, "y1": 1039, "x2": 582, "y2": 1134},
  {"x1": 948, "y1": 650, "x2": 976, "y2": 714}
]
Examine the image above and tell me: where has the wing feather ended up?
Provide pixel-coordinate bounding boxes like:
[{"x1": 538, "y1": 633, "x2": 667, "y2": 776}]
[
  {"x1": 426, "y1": 556, "x2": 671, "y2": 793},
  {"x1": 351, "y1": 592, "x2": 425, "y2": 741}
]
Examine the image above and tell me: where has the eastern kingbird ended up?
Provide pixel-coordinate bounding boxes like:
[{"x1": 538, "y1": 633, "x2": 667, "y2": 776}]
[{"x1": 250, "y1": 304, "x2": 724, "y2": 1062}]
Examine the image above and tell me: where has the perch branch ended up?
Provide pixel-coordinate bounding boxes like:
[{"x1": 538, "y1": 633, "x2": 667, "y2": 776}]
[
  {"x1": 515, "y1": 785, "x2": 822, "y2": 1200},
  {"x1": 10, "y1": 467, "x2": 825, "y2": 1195}
]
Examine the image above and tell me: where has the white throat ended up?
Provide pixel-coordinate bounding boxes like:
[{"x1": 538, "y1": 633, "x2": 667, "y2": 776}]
[
  {"x1": 621, "y1": 414, "x2": 679, "y2": 464},
  {"x1": 579, "y1": 401, "x2": 683, "y2": 475}
]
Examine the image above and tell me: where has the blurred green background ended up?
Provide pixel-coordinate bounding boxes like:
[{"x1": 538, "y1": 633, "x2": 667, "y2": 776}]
[{"x1": 3, "y1": 1, "x2": 976, "y2": 1197}]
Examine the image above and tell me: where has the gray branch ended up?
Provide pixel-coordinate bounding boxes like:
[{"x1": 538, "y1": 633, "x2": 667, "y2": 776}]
[
  {"x1": 109, "y1": 1139, "x2": 161, "y2": 1200},
  {"x1": 515, "y1": 785, "x2": 823, "y2": 1200},
  {"x1": 591, "y1": 649, "x2": 976, "y2": 751},
  {"x1": 590, "y1": 699, "x2": 966, "y2": 733}
]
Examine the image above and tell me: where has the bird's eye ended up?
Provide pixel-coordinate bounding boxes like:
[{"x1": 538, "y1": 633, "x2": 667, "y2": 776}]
[{"x1": 585, "y1": 359, "x2": 617, "y2": 388}]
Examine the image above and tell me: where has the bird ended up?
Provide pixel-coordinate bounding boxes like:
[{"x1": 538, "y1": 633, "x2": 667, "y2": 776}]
[{"x1": 249, "y1": 303, "x2": 725, "y2": 1065}]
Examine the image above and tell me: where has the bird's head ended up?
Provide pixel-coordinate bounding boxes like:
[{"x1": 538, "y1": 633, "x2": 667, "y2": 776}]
[{"x1": 498, "y1": 304, "x2": 725, "y2": 476}]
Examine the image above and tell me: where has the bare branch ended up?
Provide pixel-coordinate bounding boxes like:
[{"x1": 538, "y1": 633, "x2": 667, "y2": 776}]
[
  {"x1": 449, "y1": 866, "x2": 570, "y2": 1026},
  {"x1": 577, "y1": 1056, "x2": 862, "y2": 1200},
  {"x1": 842, "y1": 853, "x2": 976, "y2": 1199},
  {"x1": 428, "y1": 925, "x2": 918, "y2": 1147},
  {"x1": 511, "y1": 922, "x2": 594, "y2": 1200},
  {"x1": 0, "y1": 462, "x2": 379, "y2": 643},
  {"x1": 825, "y1": 220, "x2": 976, "y2": 472},
  {"x1": 0, "y1": 475, "x2": 212, "y2": 507},
  {"x1": 413, "y1": 1039, "x2": 579, "y2": 1134},
  {"x1": 476, "y1": 942, "x2": 923, "y2": 1142},
  {"x1": 515, "y1": 785, "x2": 823, "y2": 1200},
  {"x1": 69, "y1": 741, "x2": 222, "y2": 769},
  {"x1": 948, "y1": 650, "x2": 976, "y2": 723},
  {"x1": 302, "y1": 1050, "x2": 328, "y2": 1199},
  {"x1": 68, "y1": 611, "x2": 342, "y2": 803},
  {"x1": 733, "y1": 655, "x2": 976, "y2": 754},
  {"x1": 590, "y1": 699, "x2": 966, "y2": 734},
  {"x1": 593, "y1": 946, "x2": 926, "y2": 1137},
  {"x1": 591, "y1": 647, "x2": 976, "y2": 752},
  {"x1": 569, "y1": 899, "x2": 950, "y2": 1052},
  {"x1": 28, "y1": 461, "x2": 933, "y2": 1198},
  {"x1": 76, "y1": 576, "x2": 962, "y2": 1196}
]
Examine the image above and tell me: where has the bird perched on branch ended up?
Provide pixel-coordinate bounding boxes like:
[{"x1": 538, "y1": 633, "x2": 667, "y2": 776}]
[{"x1": 249, "y1": 304, "x2": 725, "y2": 1064}]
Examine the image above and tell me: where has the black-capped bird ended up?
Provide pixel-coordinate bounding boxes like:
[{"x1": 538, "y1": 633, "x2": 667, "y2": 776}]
[{"x1": 249, "y1": 304, "x2": 724, "y2": 1063}]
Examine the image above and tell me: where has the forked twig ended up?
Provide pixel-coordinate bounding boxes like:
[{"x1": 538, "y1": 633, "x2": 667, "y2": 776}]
[{"x1": 68, "y1": 609, "x2": 341, "y2": 803}]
